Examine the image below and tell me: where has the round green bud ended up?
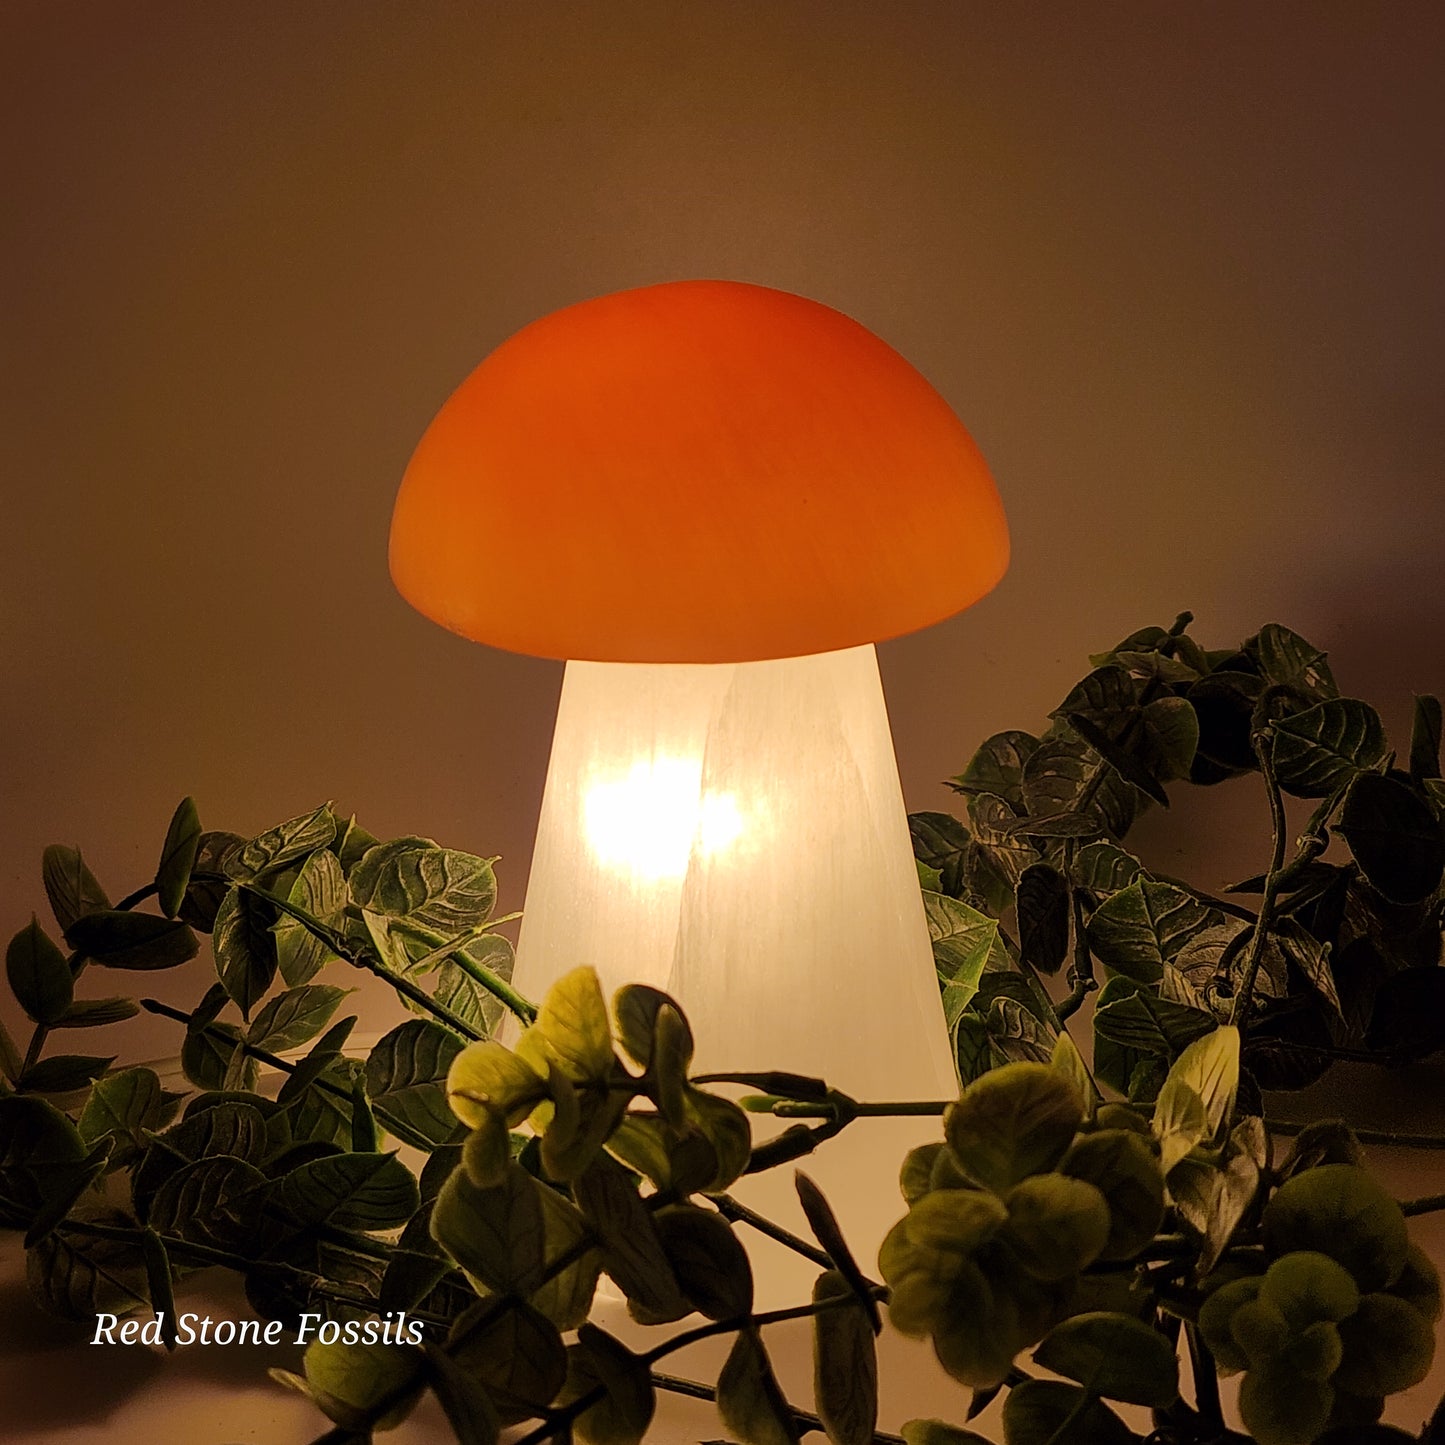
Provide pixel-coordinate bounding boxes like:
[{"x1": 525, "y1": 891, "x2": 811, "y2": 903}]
[{"x1": 1261, "y1": 1164, "x2": 1409, "y2": 1292}]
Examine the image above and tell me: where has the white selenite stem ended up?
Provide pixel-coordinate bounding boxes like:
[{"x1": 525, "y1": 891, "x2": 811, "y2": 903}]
[{"x1": 512, "y1": 643, "x2": 956, "y2": 1294}]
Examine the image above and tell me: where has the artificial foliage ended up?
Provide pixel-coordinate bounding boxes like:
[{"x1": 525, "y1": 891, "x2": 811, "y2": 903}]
[{"x1": 2, "y1": 617, "x2": 1444, "y2": 1445}]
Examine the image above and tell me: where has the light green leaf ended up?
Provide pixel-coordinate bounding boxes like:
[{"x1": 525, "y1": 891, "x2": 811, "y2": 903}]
[
  {"x1": 78, "y1": 1066, "x2": 168, "y2": 1165},
  {"x1": 922, "y1": 893, "x2": 1006, "y2": 1007},
  {"x1": 1159, "y1": 1025, "x2": 1239, "y2": 1140},
  {"x1": 349, "y1": 837, "x2": 497, "y2": 932},
  {"x1": 572, "y1": 1154, "x2": 684, "y2": 1320},
  {"x1": 1050, "y1": 1033, "x2": 1095, "y2": 1119},
  {"x1": 514, "y1": 966, "x2": 613, "y2": 1086},
  {"x1": 274, "y1": 849, "x2": 347, "y2": 986},
  {"x1": 211, "y1": 886, "x2": 276, "y2": 1015},
  {"x1": 227, "y1": 804, "x2": 337, "y2": 882},
  {"x1": 247, "y1": 984, "x2": 349, "y2": 1053},
  {"x1": 273, "y1": 1339, "x2": 424, "y2": 1431},
  {"x1": 944, "y1": 1063, "x2": 1082, "y2": 1194},
  {"x1": 447, "y1": 1040, "x2": 547, "y2": 1129}
]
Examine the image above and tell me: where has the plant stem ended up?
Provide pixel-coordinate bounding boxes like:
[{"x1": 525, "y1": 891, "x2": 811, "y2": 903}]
[
  {"x1": 1268, "y1": 1119, "x2": 1445, "y2": 1150},
  {"x1": 706, "y1": 1191, "x2": 832, "y2": 1270},
  {"x1": 204, "y1": 875, "x2": 485, "y2": 1041},
  {"x1": 1400, "y1": 1193, "x2": 1445, "y2": 1217},
  {"x1": 1186, "y1": 1322, "x2": 1225, "y2": 1435},
  {"x1": 1056, "y1": 879, "x2": 1095, "y2": 1023},
  {"x1": 138, "y1": 997, "x2": 440, "y2": 1153},
  {"x1": 1229, "y1": 737, "x2": 1288, "y2": 1028},
  {"x1": 767, "y1": 1099, "x2": 950, "y2": 1119}
]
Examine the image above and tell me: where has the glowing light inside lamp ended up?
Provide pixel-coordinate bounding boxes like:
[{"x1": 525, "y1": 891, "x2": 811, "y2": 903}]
[{"x1": 583, "y1": 758, "x2": 746, "y2": 879}]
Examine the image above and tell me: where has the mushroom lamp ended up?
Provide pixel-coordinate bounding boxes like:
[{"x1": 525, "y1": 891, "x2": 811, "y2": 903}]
[{"x1": 390, "y1": 280, "x2": 1008, "y2": 1266}]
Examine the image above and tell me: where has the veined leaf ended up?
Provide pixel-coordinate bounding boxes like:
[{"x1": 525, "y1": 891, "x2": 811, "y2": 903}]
[
  {"x1": 273, "y1": 849, "x2": 347, "y2": 987},
  {"x1": 1086, "y1": 879, "x2": 1215, "y2": 985},
  {"x1": 6, "y1": 918, "x2": 73, "y2": 1025},
  {"x1": 246, "y1": 984, "x2": 349, "y2": 1053},
  {"x1": 212, "y1": 886, "x2": 277, "y2": 1016},
  {"x1": 813, "y1": 1269, "x2": 878, "y2": 1445},
  {"x1": 349, "y1": 837, "x2": 497, "y2": 932},
  {"x1": 41, "y1": 845, "x2": 110, "y2": 933},
  {"x1": 227, "y1": 804, "x2": 336, "y2": 882},
  {"x1": 156, "y1": 797, "x2": 202, "y2": 918},
  {"x1": 367, "y1": 1018, "x2": 467, "y2": 1147},
  {"x1": 1272, "y1": 698, "x2": 1387, "y2": 798}
]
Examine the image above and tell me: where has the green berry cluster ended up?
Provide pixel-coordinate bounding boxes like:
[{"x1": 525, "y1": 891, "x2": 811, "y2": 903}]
[
  {"x1": 1199, "y1": 1163, "x2": 1441, "y2": 1445},
  {"x1": 880, "y1": 1062, "x2": 1165, "y2": 1389}
]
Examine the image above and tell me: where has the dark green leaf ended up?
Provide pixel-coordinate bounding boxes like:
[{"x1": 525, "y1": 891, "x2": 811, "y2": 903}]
[
  {"x1": 909, "y1": 812, "x2": 974, "y2": 897},
  {"x1": 276, "y1": 1151, "x2": 419, "y2": 1230},
  {"x1": 951, "y1": 731, "x2": 1039, "y2": 808},
  {"x1": 1015, "y1": 864, "x2": 1069, "y2": 975},
  {"x1": 1246, "y1": 623, "x2": 1337, "y2": 700},
  {"x1": 1052, "y1": 666, "x2": 1141, "y2": 726},
  {"x1": 1272, "y1": 698, "x2": 1387, "y2": 798},
  {"x1": 365, "y1": 1018, "x2": 467, "y2": 1148},
  {"x1": 26, "y1": 1229, "x2": 148, "y2": 1321},
  {"x1": 78, "y1": 1065, "x2": 168, "y2": 1165},
  {"x1": 1022, "y1": 739, "x2": 1137, "y2": 838},
  {"x1": 248, "y1": 984, "x2": 349, "y2": 1053},
  {"x1": 795, "y1": 1172, "x2": 879, "y2": 1331},
  {"x1": 273, "y1": 1339, "x2": 425, "y2": 1431},
  {"x1": 1188, "y1": 673, "x2": 1262, "y2": 783},
  {"x1": 424, "y1": 1343, "x2": 501, "y2": 1445},
  {"x1": 1071, "y1": 842, "x2": 1145, "y2": 896},
  {"x1": 999, "y1": 1380, "x2": 1135, "y2": 1445},
  {"x1": 6, "y1": 917, "x2": 73, "y2": 1024},
  {"x1": 53, "y1": 996, "x2": 140, "y2": 1028},
  {"x1": 564, "y1": 1324, "x2": 655, "y2": 1445},
  {"x1": 227, "y1": 804, "x2": 337, "y2": 882},
  {"x1": 1086, "y1": 879, "x2": 1214, "y2": 985},
  {"x1": 654, "y1": 1204, "x2": 754, "y2": 1319},
  {"x1": 180, "y1": 1021, "x2": 256, "y2": 1093},
  {"x1": 64, "y1": 910, "x2": 198, "y2": 971},
  {"x1": 1411, "y1": 694, "x2": 1442, "y2": 781},
  {"x1": 431, "y1": 1159, "x2": 546, "y2": 1295},
  {"x1": 213, "y1": 885, "x2": 278, "y2": 1015},
  {"x1": 572, "y1": 1154, "x2": 684, "y2": 1320},
  {"x1": 19, "y1": 1054, "x2": 113, "y2": 1092},
  {"x1": 1092, "y1": 977, "x2": 1216, "y2": 1059},
  {"x1": 149, "y1": 1156, "x2": 269, "y2": 1251},
  {"x1": 813, "y1": 1270, "x2": 878, "y2": 1445},
  {"x1": 448, "y1": 1297, "x2": 567, "y2": 1423},
  {"x1": 1340, "y1": 772, "x2": 1445, "y2": 905},
  {"x1": 718, "y1": 1324, "x2": 801, "y2": 1445},
  {"x1": 179, "y1": 830, "x2": 244, "y2": 931},
  {"x1": 1032, "y1": 1311, "x2": 1178, "y2": 1407},
  {"x1": 139, "y1": 1227, "x2": 179, "y2": 1350},
  {"x1": 156, "y1": 797, "x2": 202, "y2": 917},
  {"x1": 1064, "y1": 711, "x2": 1171, "y2": 809},
  {"x1": 132, "y1": 1098, "x2": 269, "y2": 1219},
  {"x1": 901, "y1": 1422, "x2": 992, "y2": 1445},
  {"x1": 924, "y1": 893, "x2": 1005, "y2": 1018},
  {"x1": 41, "y1": 845, "x2": 111, "y2": 933},
  {"x1": 1366, "y1": 968, "x2": 1445, "y2": 1061}
]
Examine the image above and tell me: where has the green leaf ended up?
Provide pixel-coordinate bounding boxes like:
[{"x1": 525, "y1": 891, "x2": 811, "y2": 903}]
[
  {"x1": 180, "y1": 1021, "x2": 255, "y2": 1093},
  {"x1": 41, "y1": 845, "x2": 111, "y2": 933},
  {"x1": 155, "y1": 797, "x2": 202, "y2": 917},
  {"x1": 1410, "y1": 694, "x2": 1442, "y2": 781},
  {"x1": 1262, "y1": 1164, "x2": 1408, "y2": 1292},
  {"x1": 1015, "y1": 864, "x2": 1069, "y2": 975},
  {"x1": 682, "y1": 1084, "x2": 752, "y2": 1191},
  {"x1": 1093, "y1": 977, "x2": 1217, "y2": 1061},
  {"x1": 952, "y1": 731, "x2": 1040, "y2": 807},
  {"x1": 19, "y1": 1054, "x2": 113, "y2": 1093},
  {"x1": 273, "y1": 849, "x2": 347, "y2": 986},
  {"x1": 446, "y1": 1039, "x2": 547, "y2": 1129},
  {"x1": 7, "y1": 918, "x2": 73, "y2": 1024},
  {"x1": 923, "y1": 893, "x2": 1007, "y2": 1013},
  {"x1": 212, "y1": 885, "x2": 277, "y2": 1015},
  {"x1": 1139, "y1": 695, "x2": 1200, "y2": 781},
  {"x1": 447, "y1": 1297, "x2": 567, "y2": 1423},
  {"x1": 1000, "y1": 1173, "x2": 1111, "y2": 1280},
  {"x1": 53, "y1": 996, "x2": 140, "y2": 1028},
  {"x1": 26, "y1": 1228, "x2": 149, "y2": 1321},
  {"x1": 1032, "y1": 1311, "x2": 1179, "y2": 1407},
  {"x1": 564, "y1": 1324, "x2": 655, "y2": 1445},
  {"x1": 349, "y1": 837, "x2": 497, "y2": 931},
  {"x1": 795, "y1": 1172, "x2": 879, "y2": 1330},
  {"x1": 0, "y1": 1093, "x2": 102, "y2": 1234},
  {"x1": 78, "y1": 1066, "x2": 168, "y2": 1165},
  {"x1": 227, "y1": 804, "x2": 337, "y2": 882},
  {"x1": 431, "y1": 1159, "x2": 546, "y2": 1295},
  {"x1": 1273, "y1": 918, "x2": 1343, "y2": 1023},
  {"x1": 1157, "y1": 1025, "x2": 1239, "y2": 1143},
  {"x1": 1085, "y1": 880, "x2": 1215, "y2": 985},
  {"x1": 277, "y1": 1151, "x2": 419, "y2": 1231},
  {"x1": 1058, "y1": 1129, "x2": 1165, "y2": 1262},
  {"x1": 1246, "y1": 623, "x2": 1337, "y2": 700},
  {"x1": 813, "y1": 1270, "x2": 878, "y2": 1445},
  {"x1": 140, "y1": 1227, "x2": 179, "y2": 1350},
  {"x1": 1050, "y1": 1033, "x2": 1094, "y2": 1117},
  {"x1": 902, "y1": 1422, "x2": 992, "y2": 1445},
  {"x1": 1339, "y1": 772, "x2": 1445, "y2": 905},
  {"x1": 944, "y1": 1062, "x2": 1083, "y2": 1193},
  {"x1": 247, "y1": 984, "x2": 349, "y2": 1053},
  {"x1": 909, "y1": 812, "x2": 975, "y2": 897},
  {"x1": 653, "y1": 1204, "x2": 754, "y2": 1319},
  {"x1": 178, "y1": 830, "x2": 244, "y2": 930},
  {"x1": 423, "y1": 1343, "x2": 501, "y2": 1445},
  {"x1": 366, "y1": 1019, "x2": 467, "y2": 1147},
  {"x1": 131, "y1": 1099, "x2": 269, "y2": 1219},
  {"x1": 1071, "y1": 842, "x2": 1145, "y2": 896},
  {"x1": 1000, "y1": 1379, "x2": 1135, "y2": 1445},
  {"x1": 1334, "y1": 1291, "x2": 1436, "y2": 1396},
  {"x1": 273, "y1": 1339, "x2": 425, "y2": 1431},
  {"x1": 719, "y1": 1324, "x2": 802, "y2": 1445},
  {"x1": 1272, "y1": 698, "x2": 1387, "y2": 798},
  {"x1": 514, "y1": 966, "x2": 614, "y2": 1086},
  {"x1": 1063, "y1": 710, "x2": 1171, "y2": 809},
  {"x1": 573, "y1": 1154, "x2": 684, "y2": 1320},
  {"x1": 64, "y1": 910, "x2": 198, "y2": 971}
]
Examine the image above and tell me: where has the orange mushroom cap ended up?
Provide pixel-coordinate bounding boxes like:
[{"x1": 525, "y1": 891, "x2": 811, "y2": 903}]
[{"x1": 389, "y1": 280, "x2": 1009, "y2": 663}]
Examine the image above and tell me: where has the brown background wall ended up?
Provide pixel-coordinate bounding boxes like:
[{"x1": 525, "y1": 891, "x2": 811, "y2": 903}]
[{"x1": 4, "y1": 3, "x2": 1444, "y2": 1057}]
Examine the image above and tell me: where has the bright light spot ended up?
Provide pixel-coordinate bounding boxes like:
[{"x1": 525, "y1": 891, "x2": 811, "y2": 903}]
[{"x1": 584, "y1": 756, "x2": 743, "y2": 879}]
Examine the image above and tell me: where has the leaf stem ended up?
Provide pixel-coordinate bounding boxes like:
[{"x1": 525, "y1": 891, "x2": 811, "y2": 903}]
[
  {"x1": 1229, "y1": 735, "x2": 1288, "y2": 1028},
  {"x1": 1400, "y1": 1192, "x2": 1445, "y2": 1217},
  {"x1": 1186, "y1": 1322, "x2": 1225, "y2": 1435},
  {"x1": 706, "y1": 1191, "x2": 832, "y2": 1270},
  {"x1": 1268, "y1": 1119, "x2": 1445, "y2": 1151}
]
